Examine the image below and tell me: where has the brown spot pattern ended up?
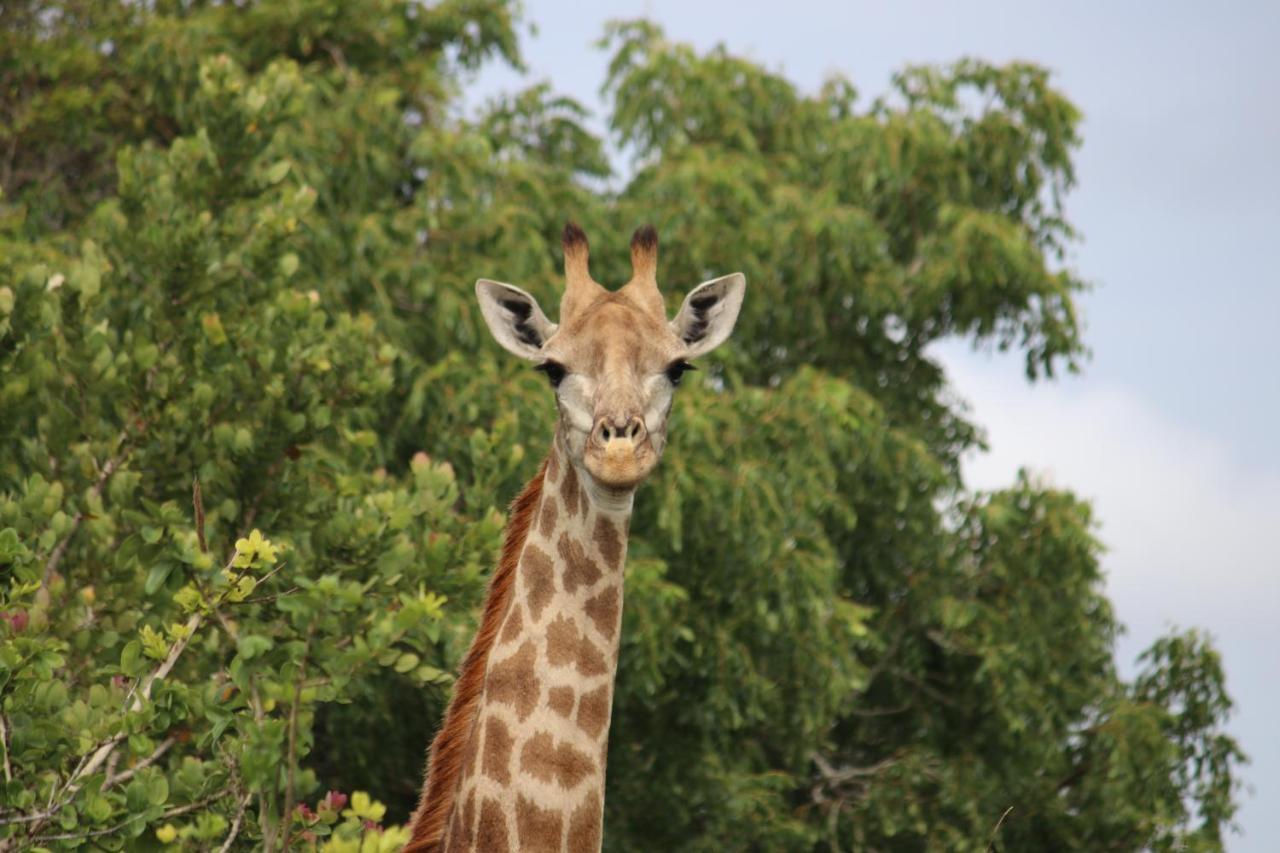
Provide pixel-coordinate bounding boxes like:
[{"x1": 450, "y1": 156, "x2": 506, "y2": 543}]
[
  {"x1": 462, "y1": 716, "x2": 482, "y2": 777},
  {"x1": 567, "y1": 789, "x2": 603, "y2": 852},
  {"x1": 516, "y1": 795, "x2": 563, "y2": 851},
  {"x1": 481, "y1": 716, "x2": 513, "y2": 785},
  {"x1": 519, "y1": 731, "x2": 595, "y2": 789},
  {"x1": 463, "y1": 789, "x2": 476, "y2": 838},
  {"x1": 577, "y1": 685, "x2": 612, "y2": 740},
  {"x1": 583, "y1": 587, "x2": 619, "y2": 640},
  {"x1": 486, "y1": 640, "x2": 539, "y2": 721},
  {"x1": 577, "y1": 637, "x2": 608, "y2": 677},
  {"x1": 499, "y1": 602, "x2": 523, "y2": 645},
  {"x1": 594, "y1": 515, "x2": 622, "y2": 570},
  {"x1": 476, "y1": 798, "x2": 510, "y2": 853},
  {"x1": 549, "y1": 685, "x2": 576, "y2": 717},
  {"x1": 546, "y1": 614, "x2": 580, "y2": 669},
  {"x1": 444, "y1": 803, "x2": 466, "y2": 852},
  {"x1": 547, "y1": 446, "x2": 561, "y2": 484},
  {"x1": 444, "y1": 787, "x2": 476, "y2": 852},
  {"x1": 522, "y1": 544, "x2": 555, "y2": 622},
  {"x1": 546, "y1": 614, "x2": 609, "y2": 677},
  {"x1": 558, "y1": 534, "x2": 602, "y2": 594},
  {"x1": 561, "y1": 462, "x2": 581, "y2": 518},
  {"x1": 538, "y1": 496, "x2": 558, "y2": 539}
]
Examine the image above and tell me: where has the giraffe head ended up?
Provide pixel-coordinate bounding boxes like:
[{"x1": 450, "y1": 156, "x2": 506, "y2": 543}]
[{"x1": 476, "y1": 223, "x2": 745, "y2": 492}]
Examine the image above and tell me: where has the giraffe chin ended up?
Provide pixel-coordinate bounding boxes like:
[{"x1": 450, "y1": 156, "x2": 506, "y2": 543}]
[{"x1": 583, "y1": 442, "x2": 658, "y2": 491}]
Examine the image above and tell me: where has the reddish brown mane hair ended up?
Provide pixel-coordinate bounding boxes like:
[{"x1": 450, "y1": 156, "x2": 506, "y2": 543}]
[{"x1": 404, "y1": 459, "x2": 547, "y2": 852}]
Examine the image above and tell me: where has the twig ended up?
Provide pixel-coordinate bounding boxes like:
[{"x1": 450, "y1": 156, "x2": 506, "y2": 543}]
[
  {"x1": 0, "y1": 712, "x2": 11, "y2": 783},
  {"x1": 279, "y1": 630, "x2": 313, "y2": 849},
  {"x1": 986, "y1": 805, "x2": 1014, "y2": 851},
  {"x1": 217, "y1": 792, "x2": 254, "y2": 853},
  {"x1": 41, "y1": 442, "x2": 129, "y2": 590},
  {"x1": 27, "y1": 787, "x2": 232, "y2": 843},
  {"x1": 193, "y1": 476, "x2": 208, "y2": 554},
  {"x1": 103, "y1": 736, "x2": 175, "y2": 791},
  {"x1": 239, "y1": 586, "x2": 299, "y2": 605}
]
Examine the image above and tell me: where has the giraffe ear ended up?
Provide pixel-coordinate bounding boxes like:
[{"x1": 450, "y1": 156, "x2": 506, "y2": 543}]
[
  {"x1": 670, "y1": 273, "x2": 746, "y2": 358},
  {"x1": 476, "y1": 279, "x2": 558, "y2": 360}
]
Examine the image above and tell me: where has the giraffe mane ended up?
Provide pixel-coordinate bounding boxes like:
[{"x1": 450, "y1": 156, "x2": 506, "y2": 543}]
[{"x1": 405, "y1": 458, "x2": 548, "y2": 852}]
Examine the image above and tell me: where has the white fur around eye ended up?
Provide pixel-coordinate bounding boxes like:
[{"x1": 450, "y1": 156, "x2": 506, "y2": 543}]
[
  {"x1": 556, "y1": 373, "x2": 596, "y2": 435},
  {"x1": 642, "y1": 375, "x2": 676, "y2": 440}
]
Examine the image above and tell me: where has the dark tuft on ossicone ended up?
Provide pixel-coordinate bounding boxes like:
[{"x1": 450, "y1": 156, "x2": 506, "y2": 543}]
[
  {"x1": 562, "y1": 221, "x2": 589, "y2": 252},
  {"x1": 630, "y1": 224, "x2": 658, "y2": 253}
]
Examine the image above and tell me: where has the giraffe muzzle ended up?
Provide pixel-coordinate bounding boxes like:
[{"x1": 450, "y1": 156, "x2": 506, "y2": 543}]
[{"x1": 585, "y1": 415, "x2": 655, "y2": 488}]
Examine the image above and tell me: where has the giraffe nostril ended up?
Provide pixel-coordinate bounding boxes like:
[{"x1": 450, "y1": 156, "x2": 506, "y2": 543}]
[{"x1": 593, "y1": 416, "x2": 645, "y2": 446}]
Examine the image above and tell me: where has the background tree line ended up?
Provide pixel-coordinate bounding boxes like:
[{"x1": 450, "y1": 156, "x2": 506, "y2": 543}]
[{"x1": 0, "y1": 0, "x2": 1243, "y2": 849}]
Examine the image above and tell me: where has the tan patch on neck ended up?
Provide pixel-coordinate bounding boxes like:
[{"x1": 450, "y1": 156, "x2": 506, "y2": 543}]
[
  {"x1": 486, "y1": 639, "x2": 540, "y2": 721},
  {"x1": 481, "y1": 715, "x2": 514, "y2": 785},
  {"x1": 546, "y1": 446, "x2": 561, "y2": 484},
  {"x1": 561, "y1": 462, "x2": 581, "y2": 518},
  {"x1": 519, "y1": 731, "x2": 596, "y2": 789},
  {"x1": 567, "y1": 789, "x2": 603, "y2": 853},
  {"x1": 516, "y1": 795, "x2": 564, "y2": 851},
  {"x1": 444, "y1": 788, "x2": 477, "y2": 852},
  {"x1": 499, "y1": 602, "x2": 522, "y2": 646},
  {"x1": 545, "y1": 613, "x2": 609, "y2": 677},
  {"x1": 583, "y1": 587, "x2": 619, "y2": 640},
  {"x1": 538, "y1": 495, "x2": 558, "y2": 539},
  {"x1": 548, "y1": 685, "x2": 576, "y2": 718},
  {"x1": 576, "y1": 684, "x2": 612, "y2": 740},
  {"x1": 558, "y1": 533, "x2": 602, "y2": 594},
  {"x1": 475, "y1": 798, "x2": 510, "y2": 853},
  {"x1": 522, "y1": 544, "x2": 555, "y2": 622},
  {"x1": 593, "y1": 515, "x2": 622, "y2": 570}
]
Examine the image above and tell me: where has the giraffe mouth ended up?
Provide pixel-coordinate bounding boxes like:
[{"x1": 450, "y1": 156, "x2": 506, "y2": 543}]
[{"x1": 583, "y1": 437, "x2": 658, "y2": 489}]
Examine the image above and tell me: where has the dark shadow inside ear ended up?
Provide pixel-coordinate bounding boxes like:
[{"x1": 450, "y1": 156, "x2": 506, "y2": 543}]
[
  {"x1": 682, "y1": 293, "x2": 719, "y2": 345},
  {"x1": 498, "y1": 298, "x2": 542, "y2": 347},
  {"x1": 476, "y1": 279, "x2": 558, "y2": 360},
  {"x1": 670, "y1": 273, "x2": 746, "y2": 357}
]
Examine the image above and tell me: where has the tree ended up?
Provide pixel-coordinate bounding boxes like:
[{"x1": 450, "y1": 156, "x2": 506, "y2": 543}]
[{"x1": 0, "y1": 2, "x2": 1243, "y2": 850}]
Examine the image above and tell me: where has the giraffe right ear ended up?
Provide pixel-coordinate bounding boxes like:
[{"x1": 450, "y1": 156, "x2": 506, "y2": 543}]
[{"x1": 475, "y1": 279, "x2": 558, "y2": 360}]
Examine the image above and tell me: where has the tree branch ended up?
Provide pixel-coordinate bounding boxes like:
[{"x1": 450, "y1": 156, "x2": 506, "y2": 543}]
[
  {"x1": 103, "y1": 736, "x2": 176, "y2": 791},
  {"x1": 27, "y1": 787, "x2": 232, "y2": 844},
  {"x1": 41, "y1": 440, "x2": 130, "y2": 591},
  {"x1": 217, "y1": 792, "x2": 254, "y2": 853},
  {"x1": 280, "y1": 629, "x2": 313, "y2": 850}
]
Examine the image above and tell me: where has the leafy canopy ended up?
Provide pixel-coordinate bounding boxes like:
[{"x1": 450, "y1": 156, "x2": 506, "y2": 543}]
[{"x1": 0, "y1": 2, "x2": 1242, "y2": 851}]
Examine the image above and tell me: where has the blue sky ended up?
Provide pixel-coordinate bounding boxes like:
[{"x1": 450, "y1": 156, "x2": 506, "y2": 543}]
[{"x1": 464, "y1": 1, "x2": 1280, "y2": 846}]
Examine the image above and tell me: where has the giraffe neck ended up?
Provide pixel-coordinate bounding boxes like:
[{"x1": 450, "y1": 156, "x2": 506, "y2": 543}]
[{"x1": 442, "y1": 434, "x2": 632, "y2": 852}]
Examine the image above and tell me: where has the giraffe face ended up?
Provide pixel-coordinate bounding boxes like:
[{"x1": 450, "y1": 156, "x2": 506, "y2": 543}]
[{"x1": 475, "y1": 226, "x2": 745, "y2": 492}]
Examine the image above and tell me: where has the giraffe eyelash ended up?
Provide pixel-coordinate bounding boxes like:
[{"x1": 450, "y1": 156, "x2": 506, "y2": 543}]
[
  {"x1": 665, "y1": 360, "x2": 696, "y2": 386},
  {"x1": 535, "y1": 361, "x2": 567, "y2": 388}
]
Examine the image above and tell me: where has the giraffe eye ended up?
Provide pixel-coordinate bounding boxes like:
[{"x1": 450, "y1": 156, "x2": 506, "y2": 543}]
[
  {"x1": 535, "y1": 361, "x2": 567, "y2": 388},
  {"x1": 665, "y1": 360, "x2": 696, "y2": 386}
]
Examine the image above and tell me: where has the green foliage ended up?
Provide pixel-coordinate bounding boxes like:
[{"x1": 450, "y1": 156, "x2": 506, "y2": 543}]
[{"x1": 0, "y1": 2, "x2": 1242, "y2": 850}]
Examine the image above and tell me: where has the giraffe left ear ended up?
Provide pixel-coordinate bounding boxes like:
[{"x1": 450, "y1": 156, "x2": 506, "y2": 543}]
[
  {"x1": 670, "y1": 273, "x2": 746, "y2": 358},
  {"x1": 475, "y1": 279, "x2": 558, "y2": 360}
]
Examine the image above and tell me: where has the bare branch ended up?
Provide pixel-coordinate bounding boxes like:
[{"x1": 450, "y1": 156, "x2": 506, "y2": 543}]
[
  {"x1": 987, "y1": 805, "x2": 1014, "y2": 851},
  {"x1": 41, "y1": 440, "x2": 130, "y2": 591},
  {"x1": 193, "y1": 476, "x2": 208, "y2": 554},
  {"x1": 0, "y1": 713, "x2": 11, "y2": 783},
  {"x1": 280, "y1": 630, "x2": 313, "y2": 850},
  {"x1": 217, "y1": 792, "x2": 254, "y2": 853},
  {"x1": 103, "y1": 736, "x2": 176, "y2": 791},
  {"x1": 27, "y1": 787, "x2": 233, "y2": 844}
]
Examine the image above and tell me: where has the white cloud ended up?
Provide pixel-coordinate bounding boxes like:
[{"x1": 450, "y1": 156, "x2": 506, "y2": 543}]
[{"x1": 942, "y1": 347, "x2": 1279, "y2": 849}]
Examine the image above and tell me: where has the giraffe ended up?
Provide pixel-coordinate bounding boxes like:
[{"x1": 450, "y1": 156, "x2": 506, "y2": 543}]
[{"x1": 404, "y1": 223, "x2": 745, "y2": 852}]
